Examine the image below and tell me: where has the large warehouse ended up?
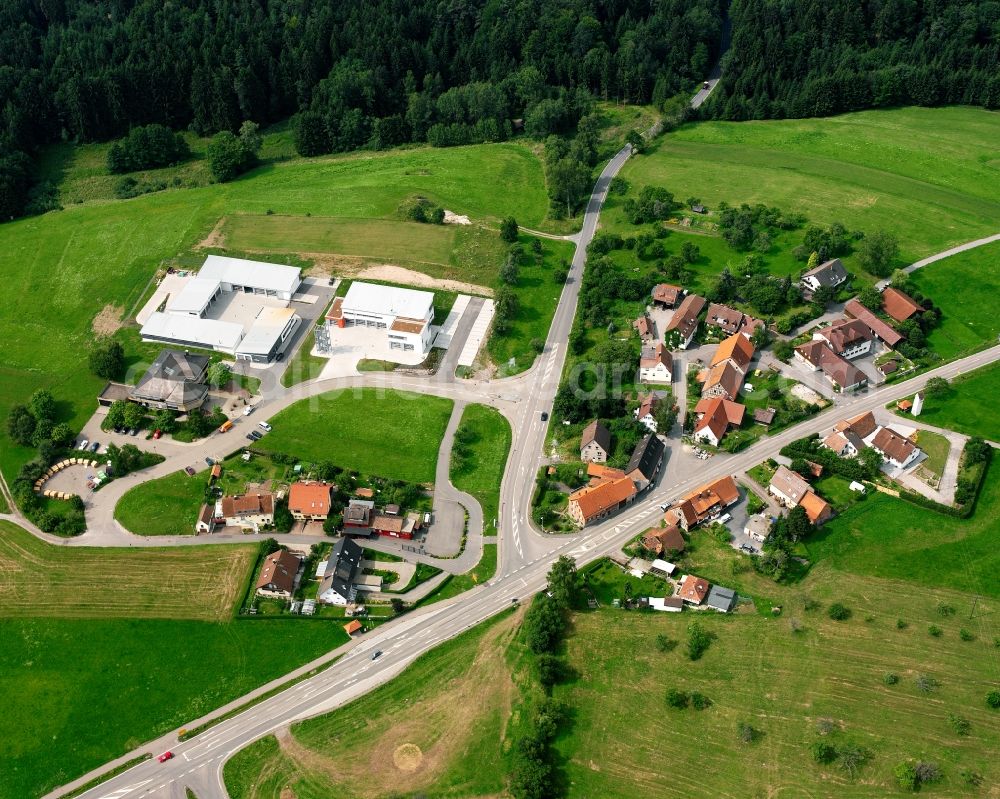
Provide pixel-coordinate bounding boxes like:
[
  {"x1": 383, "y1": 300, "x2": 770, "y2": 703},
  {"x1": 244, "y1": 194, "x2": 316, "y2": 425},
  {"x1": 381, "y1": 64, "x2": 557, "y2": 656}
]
[
  {"x1": 325, "y1": 282, "x2": 435, "y2": 355},
  {"x1": 139, "y1": 256, "x2": 302, "y2": 363}
]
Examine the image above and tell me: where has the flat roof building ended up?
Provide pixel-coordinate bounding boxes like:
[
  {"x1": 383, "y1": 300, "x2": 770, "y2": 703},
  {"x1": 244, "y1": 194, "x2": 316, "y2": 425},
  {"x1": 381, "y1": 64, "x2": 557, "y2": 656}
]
[
  {"x1": 235, "y1": 306, "x2": 301, "y2": 363},
  {"x1": 140, "y1": 312, "x2": 245, "y2": 353},
  {"x1": 326, "y1": 281, "x2": 435, "y2": 354},
  {"x1": 198, "y1": 255, "x2": 302, "y2": 299}
]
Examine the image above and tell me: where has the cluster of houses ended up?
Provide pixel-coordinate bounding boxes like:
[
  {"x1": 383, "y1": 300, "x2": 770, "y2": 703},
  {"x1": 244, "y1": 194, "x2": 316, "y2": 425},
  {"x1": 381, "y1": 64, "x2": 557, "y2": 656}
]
[
  {"x1": 822, "y1": 410, "x2": 923, "y2": 470},
  {"x1": 196, "y1": 479, "x2": 423, "y2": 538},
  {"x1": 635, "y1": 524, "x2": 736, "y2": 613},
  {"x1": 254, "y1": 536, "x2": 375, "y2": 606},
  {"x1": 691, "y1": 333, "x2": 756, "y2": 446},
  {"x1": 569, "y1": 432, "x2": 665, "y2": 526}
]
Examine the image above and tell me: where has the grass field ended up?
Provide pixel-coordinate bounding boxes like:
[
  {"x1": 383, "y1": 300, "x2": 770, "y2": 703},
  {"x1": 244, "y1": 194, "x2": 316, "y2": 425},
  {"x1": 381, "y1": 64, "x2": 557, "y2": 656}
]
[
  {"x1": 610, "y1": 107, "x2": 1000, "y2": 267},
  {"x1": 115, "y1": 470, "x2": 206, "y2": 536},
  {"x1": 0, "y1": 520, "x2": 348, "y2": 799},
  {"x1": 416, "y1": 544, "x2": 498, "y2": 607},
  {"x1": 451, "y1": 404, "x2": 512, "y2": 525},
  {"x1": 895, "y1": 363, "x2": 1000, "y2": 441},
  {"x1": 914, "y1": 430, "x2": 950, "y2": 481},
  {"x1": 0, "y1": 521, "x2": 252, "y2": 618},
  {"x1": 0, "y1": 142, "x2": 550, "y2": 487},
  {"x1": 256, "y1": 388, "x2": 453, "y2": 483},
  {"x1": 224, "y1": 609, "x2": 520, "y2": 799},
  {"x1": 907, "y1": 242, "x2": 1000, "y2": 361}
]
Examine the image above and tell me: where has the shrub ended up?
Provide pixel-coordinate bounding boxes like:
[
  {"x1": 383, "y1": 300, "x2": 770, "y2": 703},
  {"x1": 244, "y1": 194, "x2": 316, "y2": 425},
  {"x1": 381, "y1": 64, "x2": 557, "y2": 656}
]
[
  {"x1": 827, "y1": 602, "x2": 851, "y2": 621},
  {"x1": 665, "y1": 688, "x2": 689, "y2": 709},
  {"x1": 811, "y1": 741, "x2": 838, "y2": 765},
  {"x1": 961, "y1": 769, "x2": 983, "y2": 787},
  {"x1": 655, "y1": 634, "x2": 676, "y2": 653},
  {"x1": 959, "y1": 628, "x2": 975, "y2": 642},
  {"x1": 936, "y1": 602, "x2": 955, "y2": 616},
  {"x1": 685, "y1": 621, "x2": 714, "y2": 661},
  {"x1": 690, "y1": 692, "x2": 712, "y2": 710},
  {"x1": 838, "y1": 745, "x2": 869, "y2": 777},
  {"x1": 928, "y1": 625, "x2": 942, "y2": 637},
  {"x1": 914, "y1": 674, "x2": 938, "y2": 693},
  {"x1": 896, "y1": 618, "x2": 908, "y2": 630},
  {"x1": 986, "y1": 689, "x2": 1000, "y2": 709},
  {"x1": 894, "y1": 760, "x2": 918, "y2": 791},
  {"x1": 815, "y1": 718, "x2": 836, "y2": 735},
  {"x1": 736, "y1": 721, "x2": 757, "y2": 744},
  {"x1": 915, "y1": 761, "x2": 941, "y2": 785},
  {"x1": 883, "y1": 672, "x2": 899, "y2": 686},
  {"x1": 948, "y1": 713, "x2": 970, "y2": 736}
]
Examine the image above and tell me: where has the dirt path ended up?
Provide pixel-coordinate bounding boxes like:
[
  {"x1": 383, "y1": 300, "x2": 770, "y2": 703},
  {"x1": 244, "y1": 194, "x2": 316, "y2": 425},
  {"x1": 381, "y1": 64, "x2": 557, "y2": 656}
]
[{"x1": 349, "y1": 264, "x2": 492, "y2": 297}]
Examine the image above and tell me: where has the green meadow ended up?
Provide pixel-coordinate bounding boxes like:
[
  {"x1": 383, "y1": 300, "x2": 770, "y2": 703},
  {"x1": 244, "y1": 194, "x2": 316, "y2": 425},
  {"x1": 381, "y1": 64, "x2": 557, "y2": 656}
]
[{"x1": 450, "y1": 404, "x2": 512, "y2": 526}]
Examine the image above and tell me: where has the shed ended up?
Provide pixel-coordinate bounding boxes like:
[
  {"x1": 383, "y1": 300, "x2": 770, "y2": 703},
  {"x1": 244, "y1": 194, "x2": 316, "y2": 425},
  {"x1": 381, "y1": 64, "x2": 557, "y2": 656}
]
[
  {"x1": 343, "y1": 619, "x2": 363, "y2": 636},
  {"x1": 706, "y1": 585, "x2": 736, "y2": 613}
]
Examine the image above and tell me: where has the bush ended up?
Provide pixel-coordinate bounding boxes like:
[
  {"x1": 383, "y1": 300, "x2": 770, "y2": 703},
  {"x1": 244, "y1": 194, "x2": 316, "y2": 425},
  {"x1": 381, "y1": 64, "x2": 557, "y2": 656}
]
[
  {"x1": 812, "y1": 741, "x2": 838, "y2": 765},
  {"x1": 107, "y1": 124, "x2": 190, "y2": 173},
  {"x1": 896, "y1": 618, "x2": 907, "y2": 630},
  {"x1": 827, "y1": 602, "x2": 851, "y2": 621},
  {"x1": 736, "y1": 721, "x2": 757, "y2": 744},
  {"x1": 665, "y1": 688, "x2": 689, "y2": 709},
  {"x1": 914, "y1": 674, "x2": 938, "y2": 693},
  {"x1": 690, "y1": 692, "x2": 712, "y2": 710},
  {"x1": 894, "y1": 760, "x2": 918, "y2": 791},
  {"x1": 948, "y1": 713, "x2": 970, "y2": 736},
  {"x1": 928, "y1": 624, "x2": 942, "y2": 637},
  {"x1": 655, "y1": 634, "x2": 676, "y2": 653},
  {"x1": 685, "y1": 621, "x2": 714, "y2": 661},
  {"x1": 915, "y1": 761, "x2": 941, "y2": 785},
  {"x1": 986, "y1": 689, "x2": 1000, "y2": 709},
  {"x1": 959, "y1": 628, "x2": 975, "y2": 642},
  {"x1": 883, "y1": 672, "x2": 899, "y2": 686}
]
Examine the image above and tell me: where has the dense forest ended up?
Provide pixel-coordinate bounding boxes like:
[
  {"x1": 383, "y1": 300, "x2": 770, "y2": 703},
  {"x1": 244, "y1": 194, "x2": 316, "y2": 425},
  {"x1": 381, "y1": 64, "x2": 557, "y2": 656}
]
[
  {"x1": 0, "y1": 0, "x2": 724, "y2": 218},
  {"x1": 707, "y1": 0, "x2": 1000, "y2": 119}
]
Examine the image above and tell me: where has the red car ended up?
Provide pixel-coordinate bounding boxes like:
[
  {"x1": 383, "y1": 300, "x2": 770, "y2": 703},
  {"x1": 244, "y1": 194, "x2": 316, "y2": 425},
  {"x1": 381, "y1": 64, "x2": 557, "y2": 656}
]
[
  {"x1": 152, "y1": 429, "x2": 162, "y2": 439},
  {"x1": 157, "y1": 751, "x2": 174, "y2": 763}
]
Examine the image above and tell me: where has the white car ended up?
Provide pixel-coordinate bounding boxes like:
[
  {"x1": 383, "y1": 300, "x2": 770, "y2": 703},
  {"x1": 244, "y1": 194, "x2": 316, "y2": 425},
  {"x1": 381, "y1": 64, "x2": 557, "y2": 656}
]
[
  {"x1": 77, "y1": 439, "x2": 89, "y2": 451},
  {"x1": 258, "y1": 421, "x2": 272, "y2": 432},
  {"x1": 718, "y1": 513, "x2": 732, "y2": 524},
  {"x1": 243, "y1": 405, "x2": 255, "y2": 416}
]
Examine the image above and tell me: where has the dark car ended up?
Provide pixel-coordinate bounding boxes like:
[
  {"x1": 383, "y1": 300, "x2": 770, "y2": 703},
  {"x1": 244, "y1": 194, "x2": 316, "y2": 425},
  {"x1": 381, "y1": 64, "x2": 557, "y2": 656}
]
[
  {"x1": 185, "y1": 466, "x2": 196, "y2": 476},
  {"x1": 275, "y1": 352, "x2": 285, "y2": 362},
  {"x1": 540, "y1": 411, "x2": 549, "y2": 421},
  {"x1": 703, "y1": 81, "x2": 710, "y2": 89},
  {"x1": 249, "y1": 430, "x2": 263, "y2": 440},
  {"x1": 371, "y1": 650, "x2": 383, "y2": 661},
  {"x1": 90, "y1": 441, "x2": 100, "y2": 453},
  {"x1": 205, "y1": 457, "x2": 215, "y2": 466},
  {"x1": 246, "y1": 433, "x2": 255, "y2": 441}
]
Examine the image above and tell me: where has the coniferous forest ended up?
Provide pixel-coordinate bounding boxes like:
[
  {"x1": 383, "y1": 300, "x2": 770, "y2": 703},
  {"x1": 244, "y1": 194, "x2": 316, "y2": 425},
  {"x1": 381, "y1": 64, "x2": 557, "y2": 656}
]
[{"x1": 1, "y1": 0, "x2": 999, "y2": 220}]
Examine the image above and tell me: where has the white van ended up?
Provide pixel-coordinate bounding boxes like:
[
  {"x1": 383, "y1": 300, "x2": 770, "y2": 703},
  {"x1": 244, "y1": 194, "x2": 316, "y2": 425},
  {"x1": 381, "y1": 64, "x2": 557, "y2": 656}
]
[{"x1": 258, "y1": 421, "x2": 272, "y2": 432}]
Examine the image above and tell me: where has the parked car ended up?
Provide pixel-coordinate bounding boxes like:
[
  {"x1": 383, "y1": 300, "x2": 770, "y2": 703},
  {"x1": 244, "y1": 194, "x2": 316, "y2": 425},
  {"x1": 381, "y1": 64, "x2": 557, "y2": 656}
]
[
  {"x1": 249, "y1": 430, "x2": 263, "y2": 440},
  {"x1": 113, "y1": 426, "x2": 123, "y2": 434},
  {"x1": 156, "y1": 751, "x2": 174, "y2": 763},
  {"x1": 128, "y1": 428, "x2": 138, "y2": 436},
  {"x1": 205, "y1": 457, "x2": 215, "y2": 466},
  {"x1": 258, "y1": 421, "x2": 272, "y2": 432},
  {"x1": 152, "y1": 429, "x2": 162, "y2": 439},
  {"x1": 184, "y1": 466, "x2": 196, "y2": 476},
  {"x1": 246, "y1": 433, "x2": 255, "y2": 441},
  {"x1": 77, "y1": 439, "x2": 89, "y2": 451},
  {"x1": 371, "y1": 650, "x2": 383, "y2": 661},
  {"x1": 242, "y1": 405, "x2": 255, "y2": 416},
  {"x1": 718, "y1": 512, "x2": 732, "y2": 524},
  {"x1": 90, "y1": 441, "x2": 100, "y2": 453},
  {"x1": 540, "y1": 412, "x2": 549, "y2": 421},
  {"x1": 275, "y1": 352, "x2": 285, "y2": 362}
]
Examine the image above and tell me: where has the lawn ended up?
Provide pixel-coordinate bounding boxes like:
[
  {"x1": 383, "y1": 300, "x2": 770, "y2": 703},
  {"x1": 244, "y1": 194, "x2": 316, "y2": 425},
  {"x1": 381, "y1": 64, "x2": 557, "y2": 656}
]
[
  {"x1": 0, "y1": 520, "x2": 349, "y2": 799},
  {"x1": 0, "y1": 141, "x2": 550, "y2": 487},
  {"x1": 914, "y1": 430, "x2": 950, "y2": 481},
  {"x1": 280, "y1": 326, "x2": 328, "y2": 388},
  {"x1": 813, "y1": 474, "x2": 865, "y2": 513},
  {"x1": 908, "y1": 242, "x2": 1000, "y2": 361},
  {"x1": 451, "y1": 404, "x2": 512, "y2": 525},
  {"x1": 224, "y1": 608, "x2": 520, "y2": 799},
  {"x1": 609, "y1": 106, "x2": 1000, "y2": 267},
  {"x1": 416, "y1": 543, "x2": 498, "y2": 607},
  {"x1": 0, "y1": 521, "x2": 252, "y2": 619},
  {"x1": 806, "y1": 459, "x2": 1000, "y2": 598},
  {"x1": 115, "y1": 469, "x2": 206, "y2": 536},
  {"x1": 895, "y1": 363, "x2": 1000, "y2": 441},
  {"x1": 256, "y1": 388, "x2": 453, "y2": 483}
]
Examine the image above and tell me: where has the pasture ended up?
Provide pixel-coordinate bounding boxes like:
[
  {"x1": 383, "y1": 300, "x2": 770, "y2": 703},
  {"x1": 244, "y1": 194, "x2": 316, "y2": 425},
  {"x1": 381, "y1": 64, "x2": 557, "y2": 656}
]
[
  {"x1": 895, "y1": 362, "x2": 1000, "y2": 441},
  {"x1": 0, "y1": 521, "x2": 252, "y2": 618},
  {"x1": 450, "y1": 404, "x2": 513, "y2": 526},
  {"x1": 256, "y1": 388, "x2": 453, "y2": 484}
]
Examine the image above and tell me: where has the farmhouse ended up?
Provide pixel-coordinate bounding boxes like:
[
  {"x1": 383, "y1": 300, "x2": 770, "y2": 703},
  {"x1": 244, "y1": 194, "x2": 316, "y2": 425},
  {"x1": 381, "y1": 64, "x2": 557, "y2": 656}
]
[
  {"x1": 220, "y1": 491, "x2": 275, "y2": 531},
  {"x1": 701, "y1": 360, "x2": 745, "y2": 401},
  {"x1": 663, "y1": 293, "x2": 706, "y2": 349},
  {"x1": 326, "y1": 281, "x2": 435, "y2": 355},
  {"x1": 567, "y1": 475, "x2": 637, "y2": 527},
  {"x1": 633, "y1": 313, "x2": 654, "y2": 342},
  {"x1": 318, "y1": 537, "x2": 364, "y2": 605},
  {"x1": 693, "y1": 396, "x2": 745, "y2": 447},
  {"x1": 844, "y1": 299, "x2": 903, "y2": 348},
  {"x1": 639, "y1": 342, "x2": 672, "y2": 384},
  {"x1": 580, "y1": 420, "x2": 612, "y2": 463},
  {"x1": 823, "y1": 429, "x2": 865, "y2": 457},
  {"x1": 642, "y1": 524, "x2": 686, "y2": 556},
  {"x1": 882, "y1": 287, "x2": 923, "y2": 322},
  {"x1": 651, "y1": 283, "x2": 684, "y2": 308},
  {"x1": 710, "y1": 333, "x2": 755, "y2": 373},
  {"x1": 195, "y1": 503, "x2": 216, "y2": 534},
  {"x1": 128, "y1": 350, "x2": 210, "y2": 412},
  {"x1": 800, "y1": 258, "x2": 847, "y2": 292},
  {"x1": 668, "y1": 475, "x2": 740, "y2": 531},
  {"x1": 256, "y1": 549, "x2": 302, "y2": 598},
  {"x1": 633, "y1": 393, "x2": 659, "y2": 433},
  {"x1": 799, "y1": 490, "x2": 833, "y2": 525},
  {"x1": 871, "y1": 426, "x2": 920, "y2": 469},
  {"x1": 288, "y1": 481, "x2": 333, "y2": 521},
  {"x1": 343, "y1": 498, "x2": 374, "y2": 531},
  {"x1": 705, "y1": 304, "x2": 764, "y2": 338},
  {"x1": 814, "y1": 319, "x2": 873, "y2": 359},
  {"x1": 824, "y1": 411, "x2": 922, "y2": 471},
  {"x1": 140, "y1": 256, "x2": 303, "y2": 362}
]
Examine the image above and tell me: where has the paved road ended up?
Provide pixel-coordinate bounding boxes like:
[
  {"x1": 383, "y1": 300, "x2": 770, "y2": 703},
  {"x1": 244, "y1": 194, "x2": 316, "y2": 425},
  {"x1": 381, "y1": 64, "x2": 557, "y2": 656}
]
[{"x1": 875, "y1": 232, "x2": 1000, "y2": 289}]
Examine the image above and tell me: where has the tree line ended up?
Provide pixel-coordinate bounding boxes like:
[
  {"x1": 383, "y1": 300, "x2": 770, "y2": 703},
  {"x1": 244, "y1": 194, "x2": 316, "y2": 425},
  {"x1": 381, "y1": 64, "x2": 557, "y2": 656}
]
[
  {"x1": 0, "y1": 0, "x2": 724, "y2": 220},
  {"x1": 705, "y1": 0, "x2": 1000, "y2": 120}
]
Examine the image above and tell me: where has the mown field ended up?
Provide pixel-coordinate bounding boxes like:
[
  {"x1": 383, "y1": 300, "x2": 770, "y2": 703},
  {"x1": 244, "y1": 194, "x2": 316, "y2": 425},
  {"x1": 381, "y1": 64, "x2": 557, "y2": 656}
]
[
  {"x1": 0, "y1": 522, "x2": 251, "y2": 617},
  {"x1": 450, "y1": 404, "x2": 513, "y2": 525},
  {"x1": 907, "y1": 242, "x2": 1000, "y2": 361},
  {"x1": 0, "y1": 138, "x2": 550, "y2": 487},
  {"x1": 895, "y1": 362, "x2": 1000, "y2": 442},
  {"x1": 222, "y1": 462, "x2": 1000, "y2": 799},
  {"x1": 608, "y1": 106, "x2": 1000, "y2": 266},
  {"x1": 0, "y1": 521, "x2": 348, "y2": 799},
  {"x1": 115, "y1": 469, "x2": 206, "y2": 536},
  {"x1": 256, "y1": 388, "x2": 453, "y2": 484}
]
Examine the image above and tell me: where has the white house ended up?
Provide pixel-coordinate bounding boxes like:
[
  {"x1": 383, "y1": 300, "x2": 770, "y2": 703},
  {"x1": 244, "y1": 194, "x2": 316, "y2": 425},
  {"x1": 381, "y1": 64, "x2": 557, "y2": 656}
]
[
  {"x1": 639, "y1": 343, "x2": 672, "y2": 384},
  {"x1": 326, "y1": 282, "x2": 436, "y2": 355},
  {"x1": 800, "y1": 258, "x2": 848, "y2": 292},
  {"x1": 317, "y1": 537, "x2": 363, "y2": 605},
  {"x1": 647, "y1": 596, "x2": 684, "y2": 612},
  {"x1": 814, "y1": 319, "x2": 873, "y2": 360},
  {"x1": 871, "y1": 427, "x2": 921, "y2": 469},
  {"x1": 219, "y1": 492, "x2": 275, "y2": 532}
]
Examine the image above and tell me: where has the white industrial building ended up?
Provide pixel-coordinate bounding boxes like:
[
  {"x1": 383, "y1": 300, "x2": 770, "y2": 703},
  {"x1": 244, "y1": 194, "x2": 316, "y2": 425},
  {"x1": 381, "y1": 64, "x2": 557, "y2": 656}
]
[
  {"x1": 325, "y1": 281, "x2": 435, "y2": 355},
  {"x1": 139, "y1": 256, "x2": 302, "y2": 363}
]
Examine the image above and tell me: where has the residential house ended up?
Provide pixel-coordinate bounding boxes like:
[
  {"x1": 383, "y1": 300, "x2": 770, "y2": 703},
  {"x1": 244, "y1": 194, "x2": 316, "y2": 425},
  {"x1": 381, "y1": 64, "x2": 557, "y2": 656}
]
[
  {"x1": 641, "y1": 524, "x2": 686, "y2": 557},
  {"x1": 220, "y1": 492, "x2": 274, "y2": 532},
  {"x1": 799, "y1": 490, "x2": 833, "y2": 525},
  {"x1": 768, "y1": 465, "x2": 812, "y2": 507},
  {"x1": 633, "y1": 313, "x2": 654, "y2": 342},
  {"x1": 288, "y1": 481, "x2": 333, "y2": 521},
  {"x1": 567, "y1": 475, "x2": 637, "y2": 527},
  {"x1": 705, "y1": 303, "x2": 746, "y2": 336},
  {"x1": 580, "y1": 420, "x2": 612, "y2": 463},
  {"x1": 668, "y1": 475, "x2": 740, "y2": 531},
  {"x1": 871, "y1": 427, "x2": 921, "y2": 469},
  {"x1": 639, "y1": 342, "x2": 672, "y2": 384},
  {"x1": 343, "y1": 619, "x2": 363, "y2": 636},
  {"x1": 701, "y1": 360, "x2": 745, "y2": 401},
  {"x1": 633, "y1": 394, "x2": 659, "y2": 433},
  {"x1": 753, "y1": 407, "x2": 775, "y2": 426},
  {"x1": 372, "y1": 512, "x2": 418, "y2": 539},
  {"x1": 677, "y1": 574, "x2": 710, "y2": 605},
  {"x1": 626, "y1": 433, "x2": 665, "y2": 492},
  {"x1": 710, "y1": 333, "x2": 755, "y2": 374},
  {"x1": 692, "y1": 397, "x2": 745, "y2": 447},
  {"x1": 706, "y1": 585, "x2": 736, "y2": 613},
  {"x1": 822, "y1": 430, "x2": 864, "y2": 457},
  {"x1": 835, "y1": 411, "x2": 878, "y2": 439},
  {"x1": 882, "y1": 287, "x2": 923, "y2": 322},
  {"x1": 128, "y1": 349, "x2": 210, "y2": 412},
  {"x1": 844, "y1": 299, "x2": 903, "y2": 348},
  {"x1": 195, "y1": 504, "x2": 216, "y2": 534},
  {"x1": 744, "y1": 514, "x2": 771, "y2": 543},
  {"x1": 318, "y1": 537, "x2": 364, "y2": 605},
  {"x1": 814, "y1": 319, "x2": 873, "y2": 359},
  {"x1": 343, "y1": 498, "x2": 374, "y2": 532},
  {"x1": 794, "y1": 340, "x2": 868, "y2": 392},
  {"x1": 800, "y1": 258, "x2": 848, "y2": 292},
  {"x1": 256, "y1": 549, "x2": 302, "y2": 598},
  {"x1": 663, "y1": 294, "x2": 706, "y2": 349},
  {"x1": 651, "y1": 283, "x2": 684, "y2": 309}
]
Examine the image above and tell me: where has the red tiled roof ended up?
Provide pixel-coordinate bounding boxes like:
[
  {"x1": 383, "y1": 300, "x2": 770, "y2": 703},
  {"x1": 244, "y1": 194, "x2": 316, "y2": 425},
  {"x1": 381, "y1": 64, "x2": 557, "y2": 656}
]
[
  {"x1": 710, "y1": 333, "x2": 755, "y2": 372},
  {"x1": 652, "y1": 284, "x2": 683, "y2": 305},
  {"x1": 882, "y1": 287, "x2": 922, "y2": 322},
  {"x1": 678, "y1": 574, "x2": 710, "y2": 603},
  {"x1": 569, "y1": 476, "x2": 637, "y2": 522},
  {"x1": 845, "y1": 299, "x2": 903, "y2": 347},
  {"x1": 288, "y1": 481, "x2": 332, "y2": 516},
  {"x1": 664, "y1": 294, "x2": 706, "y2": 338}
]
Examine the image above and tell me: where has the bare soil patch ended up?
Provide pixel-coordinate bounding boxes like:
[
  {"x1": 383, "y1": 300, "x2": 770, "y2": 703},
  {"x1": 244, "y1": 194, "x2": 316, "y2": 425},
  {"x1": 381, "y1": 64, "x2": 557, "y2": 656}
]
[
  {"x1": 351, "y1": 263, "x2": 492, "y2": 297},
  {"x1": 197, "y1": 217, "x2": 227, "y2": 249},
  {"x1": 92, "y1": 303, "x2": 124, "y2": 336},
  {"x1": 392, "y1": 743, "x2": 424, "y2": 772}
]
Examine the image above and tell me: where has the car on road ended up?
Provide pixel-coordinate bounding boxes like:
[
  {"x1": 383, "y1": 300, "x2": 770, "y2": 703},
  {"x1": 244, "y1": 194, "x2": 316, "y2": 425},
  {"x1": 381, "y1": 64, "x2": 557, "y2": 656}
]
[
  {"x1": 540, "y1": 412, "x2": 549, "y2": 421},
  {"x1": 152, "y1": 429, "x2": 162, "y2": 439},
  {"x1": 249, "y1": 430, "x2": 263, "y2": 440},
  {"x1": 156, "y1": 751, "x2": 174, "y2": 763},
  {"x1": 90, "y1": 441, "x2": 101, "y2": 453},
  {"x1": 184, "y1": 466, "x2": 196, "y2": 476},
  {"x1": 371, "y1": 650, "x2": 383, "y2": 661},
  {"x1": 205, "y1": 457, "x2": 214, "y2": 466},
  {"x1": 258, "y1": 421, "x2": 272, "y2": 432},
  {"x1": 242, "y1": 405, "x2": 255, "y2": 416},
  {"x1": 77, "y1": 439, "x2": 89, "y2": 450},
  {"x1": 659, "y1": 501, "x2": 672, "y2": 511},
  {"x1": 703, "y1": 81, "x2": 710, "y2": 89}
]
